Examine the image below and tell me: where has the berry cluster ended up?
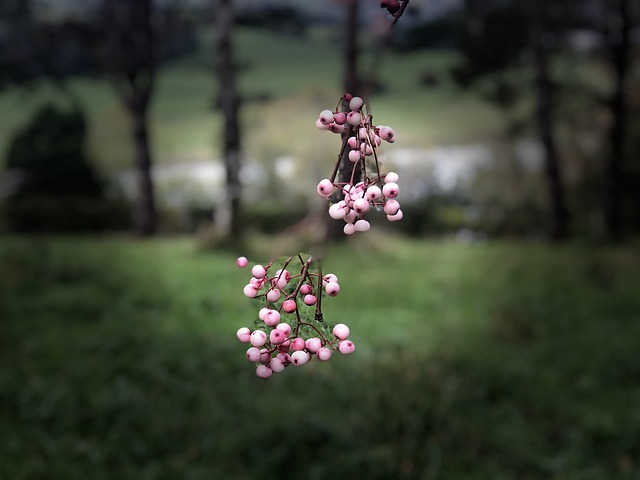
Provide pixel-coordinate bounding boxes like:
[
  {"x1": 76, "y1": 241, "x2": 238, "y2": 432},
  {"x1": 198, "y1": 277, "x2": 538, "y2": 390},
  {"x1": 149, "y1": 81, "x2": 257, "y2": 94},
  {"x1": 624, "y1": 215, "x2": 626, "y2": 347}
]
[
  {"x1": 236, "y1": 255, "x2": 355, "y2": 378},
  {"x1": 315, "y1": 94, "x2": 403, "y2": 234}
]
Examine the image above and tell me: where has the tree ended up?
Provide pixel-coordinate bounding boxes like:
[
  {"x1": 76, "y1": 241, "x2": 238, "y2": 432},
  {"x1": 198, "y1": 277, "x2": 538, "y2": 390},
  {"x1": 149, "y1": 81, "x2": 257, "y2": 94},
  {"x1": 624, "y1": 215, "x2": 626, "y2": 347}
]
[
  {"x1": 343, "y1": 0, "x2": 361, "y2": 96},
  {"x1": 214, "y1": 0, "x2": 244, "y2": 245},
  {"x1": 0, "y1": 0, "x2": 35, "y2": 89},
  {"x1": 526, "y1": 0, "x2": 570, "y2": 240},
  {"x1": 603, "y1": 0, "x2": 633, "y2": 240},
  {"x1": 453, "y1": 0, "x2": 572, "y2": 240},
  {"x1": 100, "y1": 0, "x2": 157, "y2": 236},
  {"x1": 0, "y1": 0, "x2": 97, "y2": 89}
]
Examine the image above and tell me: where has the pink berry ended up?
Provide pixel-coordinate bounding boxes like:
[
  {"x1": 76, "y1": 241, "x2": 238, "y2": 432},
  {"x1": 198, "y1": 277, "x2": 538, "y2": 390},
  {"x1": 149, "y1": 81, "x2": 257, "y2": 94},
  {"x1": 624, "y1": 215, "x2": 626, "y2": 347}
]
[
  {"x1": 380, "y1": 0, "x2": 400, "y2": 14},
  {"x1": 343, "y1": 92, "x2": 353, "y2": 101},
  {"x1": 318, "y1": 109, "x2": 334, "y2": 125},
  {"x1": 236, "y1": 256, "x2": 248, "y2": 267},
  {"x1": 325, "y1": 281, "x2": 340, "y2": 296},
  {"x1": 317, "y1": 347, "x2": 332, "y2": 361},
  {"x1": 333, "y1": 323, "x2": 350, "y2": 340},
  {"x1": 328, "y1": 202, "x2": 347, "y2": 220},
  {"x1": 329, "y1": 123, "x2": 345, "y2": 134},
  {"x1": 270, "y1": 329, "x2": 287, "y2": 345},
  {"x1": 246, "y1": 347, "x2": 261, "y2": 362},
  {"x1": 258, "y1": 307, "x2": 269, "y2": 321},
  {"x1": 256, "y1": 364, "x2": 273, "y2": 378},
  {"x1": 250, "y1": 330, "x2": 267, "y2": 347},
  {"x1": 305, "y1": 337, "x2": 322, "y2": 353},
  {"x1": 316, "y1": 118, "x2": 330, "y2": 130},
  {"x1": 275, "y1": 269, "x2": 290, "y2": 286},
  {"x1": 382, "y1": 182, "x2": 399, "y2": 198},
  {"x1": 385, "y1": 171, "x2": 399, "y2": 183},
  {"x1": 333, "y1": 112, "x2": 347, "y2": 125},
  {"x1": 236, "y1": 327, "x2": 251, "y2": 342},
  {"x1": 291, "y1": 350, "x2": 311, "y2": 366},
  {"x1": 354, "y1": 219, "x2": 371, "y2": 232},
  {"x1": 266, "y1": 288, "x2": 281, "y2": 303},
  {"x1": 366, "y1": 185, "x2": 382, "y2": 201},
  {"x1": 347, "y1": 187, "x2": 362, "y2": 202},
  {"x1": 359, "y1": 143, "x2": 373, "y2": 156},
  {"x1": 353, "y1": 198, "x2": 370, "y2": 215},
  {"x1": 276, "y1": 323, "x2": 292, "y2": 336},
  {"x1": 243, "y1": 284, "x2": 258, "y2": 298},
  {"x1": 378, "y1": 125, "x2": 395, "y2": 142},
  {"x1": 343, "y1": 210, "x2": 357, "y2": 224},
  {"x1": 349, "y1": 96, "x2": 364, "y2": 111},
  {"x1": 343, "y1": 223, "x2": 356, "y2": 235},
  {"x1": 383, "y1": 199, "x2": 400, "y2": 215},
  {"x1": 347, "y1": 111, "x2": 361, "y2": 126},
  {"x1": 277, "y1": 339, "x2": 291, "y2": 352},
  {"x1": 304, "y1": 294, "x2": 317, "y2": 306},
  {"x1": 269, "y1": 357, "x2": 286, "y2": 373},
  {"x1": 323, "y1": 274, "x2": 338, "y2": 285},
  {"x1": 348, "y1": 149, "x2": 361, "y2": 163},
  {"x1": 276, "y1": 352, "x2": 291, "y2": 365},
  {"x1": 387, "y1": 209, "x2": 403, "y2": 222},
  {"x1": 264, "y1": 309, "x2": 281, "y2": 327},
  {"x1": 282, "y1": 299, "x2": 297, "y2": 313},
  {"x1": 347, "y1": 136, "x2": 358, "y2": 149},
  {"x1": 250, "y1": 276, "x2": 265, "y2": 289},
  {"x1": 277, "y1": 269, "x2": 291, "y2": 281},
  {"x1": 259, "y1": 348, "x2": 271, "y2": 364},
  {"x1": 316, "y1": 179, "x2": 334, "y2": 197},
  {"x1": 251, "y1": 264, "x2": 266, "y2": 279},
  {"x1": 291, "y1": 337, "x2": 306, "y2": 351},
  {"x1": 338, "y1": 340, "x2": 356, "y2": 355},
  {"x1": 299, "y1": 283, "x2": 313, "y2": 295}
]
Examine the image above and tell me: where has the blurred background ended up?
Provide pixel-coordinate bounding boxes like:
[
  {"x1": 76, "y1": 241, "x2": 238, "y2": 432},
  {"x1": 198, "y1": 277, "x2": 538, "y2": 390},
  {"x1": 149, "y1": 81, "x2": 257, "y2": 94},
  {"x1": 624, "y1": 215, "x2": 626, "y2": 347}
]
[{"x1": 1, "y1": 0, "x2": 640, "y2": 478}]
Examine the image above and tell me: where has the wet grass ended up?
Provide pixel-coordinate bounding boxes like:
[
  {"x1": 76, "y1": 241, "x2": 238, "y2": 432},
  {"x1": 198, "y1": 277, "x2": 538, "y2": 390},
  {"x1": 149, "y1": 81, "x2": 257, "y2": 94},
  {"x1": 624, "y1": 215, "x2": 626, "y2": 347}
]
[{"x1": 1, "y1": 234, "x2": 639, "y2": 479}]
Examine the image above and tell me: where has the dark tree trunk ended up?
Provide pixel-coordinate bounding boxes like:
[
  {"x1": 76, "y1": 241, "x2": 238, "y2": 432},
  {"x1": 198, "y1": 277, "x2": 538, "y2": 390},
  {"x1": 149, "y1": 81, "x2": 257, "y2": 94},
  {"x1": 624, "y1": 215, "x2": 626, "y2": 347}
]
[
  {"x1": 529, "y1": 1, "x2": 570, "y2": 240},
  {"x1": 131, "y1": 100, "x2": 156, "y2": 235},
  {"x1": 102, "y1": 0, "x2": 157, "y2": 236},
  {"x1": 326, "y1": 0, "x2": 362, "y2": 241},
  {"x1": 604, "y1": 0, "x2": 631, "y2": 241},
  {"x1": 344, "y1": 0, "x2": 360, "y2": 96},
  {"x1": 215, "y1": 0, "x2": 243, "y2": 244}
]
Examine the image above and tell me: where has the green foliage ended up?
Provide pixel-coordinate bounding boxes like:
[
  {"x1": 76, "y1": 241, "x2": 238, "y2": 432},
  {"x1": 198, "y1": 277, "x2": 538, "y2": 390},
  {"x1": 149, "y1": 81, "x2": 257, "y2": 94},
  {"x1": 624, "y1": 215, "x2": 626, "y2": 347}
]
[{"x1": 1, "y1": 235, "x2": 639, "y2": 479}]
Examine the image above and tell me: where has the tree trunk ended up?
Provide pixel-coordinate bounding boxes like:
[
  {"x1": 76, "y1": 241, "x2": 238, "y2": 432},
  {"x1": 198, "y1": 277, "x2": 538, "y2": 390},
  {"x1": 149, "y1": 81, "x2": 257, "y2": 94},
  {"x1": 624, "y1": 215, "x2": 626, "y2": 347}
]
[
  {"x1": 344, "y1": 0, "x2": 360, "y2": 96},
  {"x1": 132, "y1": 101, "x2": 156, "y2": 236},
  {"x1": 326, "y1": 0, "x2": 362, "y2": 241},
  {"x1": 102, "y1": 0, "x2": 157, "y2": 236},
  {"x1": 604, "y1": 0, "x2": 630, "y2": 241},
  {"x1": 215, "y1": 0, "x2": 243, "y2": 244},
  {"x1": 529, "y1": 1, "x2": 570, "y2": 240}
]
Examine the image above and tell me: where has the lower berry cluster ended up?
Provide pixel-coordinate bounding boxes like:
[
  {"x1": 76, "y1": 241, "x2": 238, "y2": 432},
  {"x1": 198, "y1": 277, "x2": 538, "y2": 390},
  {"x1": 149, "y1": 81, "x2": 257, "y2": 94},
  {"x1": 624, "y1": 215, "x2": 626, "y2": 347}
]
[{"x1": 236, "y1": 254, "x2": 355, "y2": 378}]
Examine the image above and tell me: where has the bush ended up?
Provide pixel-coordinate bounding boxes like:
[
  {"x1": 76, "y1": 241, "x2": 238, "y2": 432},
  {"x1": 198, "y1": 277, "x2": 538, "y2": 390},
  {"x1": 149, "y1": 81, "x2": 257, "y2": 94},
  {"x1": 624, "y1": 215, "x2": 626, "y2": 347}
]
[{"x1": 3, "y1": 102, "x2": 129, "y2": 232}]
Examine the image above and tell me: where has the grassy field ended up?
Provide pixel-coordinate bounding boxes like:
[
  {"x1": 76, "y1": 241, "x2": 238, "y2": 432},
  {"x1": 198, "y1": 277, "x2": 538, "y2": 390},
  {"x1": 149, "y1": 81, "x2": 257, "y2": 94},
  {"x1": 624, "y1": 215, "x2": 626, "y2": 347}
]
[
  {"x1": 0, "y1": 26, "x2": 504, "y2": 173},
  {"x1": 1, "y1": 234, "x2": 639, "y2": 479}
]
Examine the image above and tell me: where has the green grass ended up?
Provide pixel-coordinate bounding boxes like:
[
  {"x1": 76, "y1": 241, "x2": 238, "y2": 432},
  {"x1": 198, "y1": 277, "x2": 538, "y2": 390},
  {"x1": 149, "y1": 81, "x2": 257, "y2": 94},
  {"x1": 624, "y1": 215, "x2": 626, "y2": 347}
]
[
  {"x1": 1, "y1": 234, "x2": 640, "y2": 479},
  {"x1": 0, "y1": 27, "x2": 504, "y2": 173}
]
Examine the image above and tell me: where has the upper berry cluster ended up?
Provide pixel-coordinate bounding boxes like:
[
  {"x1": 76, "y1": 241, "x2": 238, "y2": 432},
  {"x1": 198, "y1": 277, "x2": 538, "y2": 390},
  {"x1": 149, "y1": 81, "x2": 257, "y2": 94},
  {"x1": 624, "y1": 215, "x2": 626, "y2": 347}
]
[{"x1": 316, "y1": 94, "x2": 403, "y2": 234}]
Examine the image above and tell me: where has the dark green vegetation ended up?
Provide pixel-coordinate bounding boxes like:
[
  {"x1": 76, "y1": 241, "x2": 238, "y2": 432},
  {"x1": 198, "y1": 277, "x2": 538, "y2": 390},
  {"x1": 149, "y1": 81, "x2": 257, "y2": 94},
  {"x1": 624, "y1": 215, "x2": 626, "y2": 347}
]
[{"x1": 1, "y1": 235, "x2": 639, "y2": 479}]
